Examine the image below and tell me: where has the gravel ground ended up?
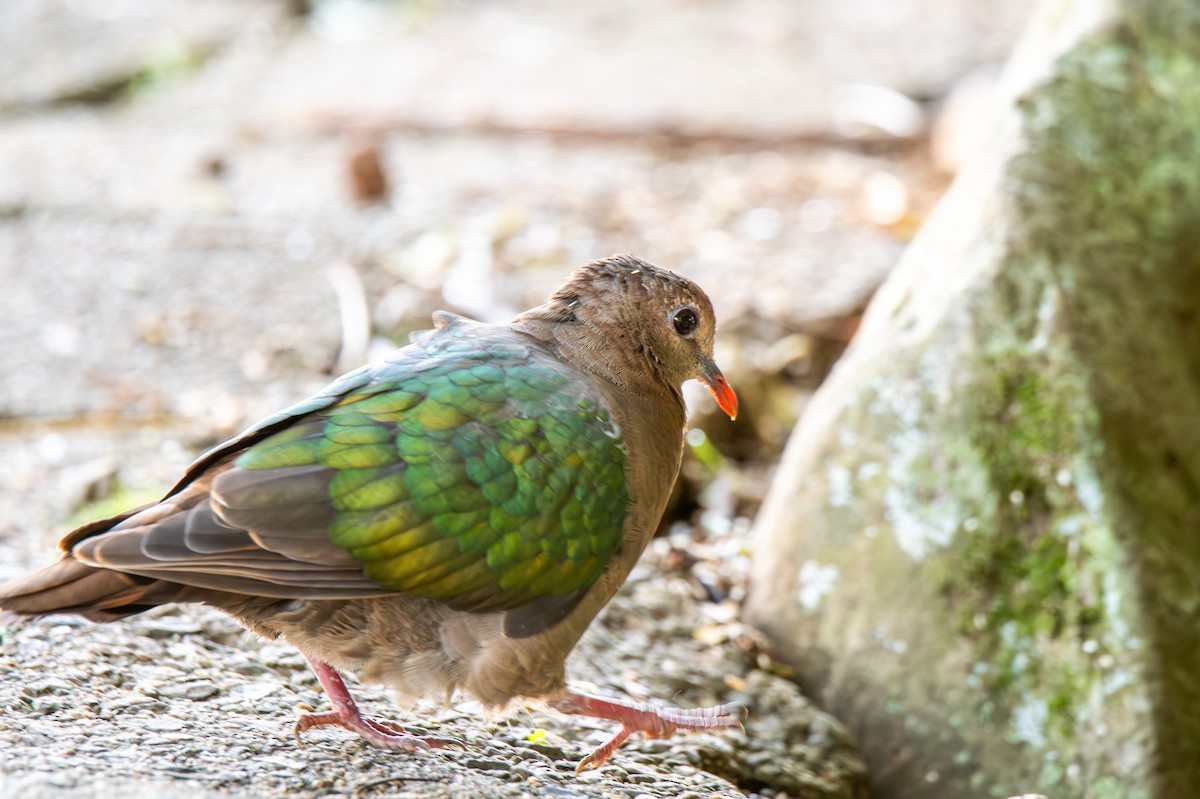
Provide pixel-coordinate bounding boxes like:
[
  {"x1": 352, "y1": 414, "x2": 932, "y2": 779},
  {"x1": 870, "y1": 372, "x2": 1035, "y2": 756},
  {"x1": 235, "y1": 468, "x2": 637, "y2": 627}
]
[{"x1": 1, "y1": 535, "x2": 866, "y2": 799}]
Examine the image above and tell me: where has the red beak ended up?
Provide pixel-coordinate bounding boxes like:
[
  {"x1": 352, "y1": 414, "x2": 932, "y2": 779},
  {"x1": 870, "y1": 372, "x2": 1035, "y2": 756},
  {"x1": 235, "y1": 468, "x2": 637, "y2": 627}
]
[{"x1": 699, "y1": 359, "x2": 738, "y2": 420}]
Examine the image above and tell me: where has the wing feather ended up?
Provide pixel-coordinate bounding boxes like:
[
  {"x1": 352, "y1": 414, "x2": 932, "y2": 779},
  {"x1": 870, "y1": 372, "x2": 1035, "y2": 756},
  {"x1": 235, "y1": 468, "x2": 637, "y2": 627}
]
[{"x1": 59, "y1": 320, "x2": 630, "y2": 632}]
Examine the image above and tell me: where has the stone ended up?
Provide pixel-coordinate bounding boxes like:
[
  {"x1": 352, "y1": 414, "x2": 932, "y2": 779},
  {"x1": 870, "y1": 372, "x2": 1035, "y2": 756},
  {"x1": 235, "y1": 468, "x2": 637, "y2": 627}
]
[{"x1": 746, "y1": 1, "x2": 1200, "y2": 798}]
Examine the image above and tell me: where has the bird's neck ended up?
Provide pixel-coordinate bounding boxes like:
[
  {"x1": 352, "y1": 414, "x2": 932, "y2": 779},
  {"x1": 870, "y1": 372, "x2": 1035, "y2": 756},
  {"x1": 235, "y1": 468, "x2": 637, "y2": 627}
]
[{"x1": 512, "y1": 313, "x2": 686, "y2": 422}]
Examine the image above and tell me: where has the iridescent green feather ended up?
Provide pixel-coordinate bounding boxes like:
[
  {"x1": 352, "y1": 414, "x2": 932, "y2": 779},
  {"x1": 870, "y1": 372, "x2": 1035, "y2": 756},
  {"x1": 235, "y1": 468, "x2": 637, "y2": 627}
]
[{"x1": 233, "y1": 328, "x2": 628, "y2": 612}]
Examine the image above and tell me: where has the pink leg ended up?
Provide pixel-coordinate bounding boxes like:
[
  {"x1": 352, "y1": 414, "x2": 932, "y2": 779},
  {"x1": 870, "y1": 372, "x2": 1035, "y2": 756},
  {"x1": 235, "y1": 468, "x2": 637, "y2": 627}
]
[
  {"x1": 295, "y1": 657, "x2": 461, "y2": 752},
  {"x1": 549, "y1": 690, "x2": 745, "y2": 771}
]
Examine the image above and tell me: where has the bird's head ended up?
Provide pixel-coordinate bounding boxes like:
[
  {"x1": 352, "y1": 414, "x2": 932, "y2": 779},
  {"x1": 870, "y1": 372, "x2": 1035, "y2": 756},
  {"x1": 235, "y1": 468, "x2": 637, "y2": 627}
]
[{"x1": 516, "y1": 254, "x2": 738, "y2": 420}]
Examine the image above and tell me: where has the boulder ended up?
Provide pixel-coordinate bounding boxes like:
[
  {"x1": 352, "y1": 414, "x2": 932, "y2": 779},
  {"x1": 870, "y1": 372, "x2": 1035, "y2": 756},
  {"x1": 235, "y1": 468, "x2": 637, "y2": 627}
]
[{"x1": 745, "y1": 1, "x2": 1200, "y2": 797}]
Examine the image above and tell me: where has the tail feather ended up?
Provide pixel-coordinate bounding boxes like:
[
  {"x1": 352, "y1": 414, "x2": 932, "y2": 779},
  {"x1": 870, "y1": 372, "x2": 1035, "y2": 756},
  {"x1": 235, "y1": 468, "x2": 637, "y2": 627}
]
[{"x1": 0, "y1": 556, "x2": 198, "y2": 622}]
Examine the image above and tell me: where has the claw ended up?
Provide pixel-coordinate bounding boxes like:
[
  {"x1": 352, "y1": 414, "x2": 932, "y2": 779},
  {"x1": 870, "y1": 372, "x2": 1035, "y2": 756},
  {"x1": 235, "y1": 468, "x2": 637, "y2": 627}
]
[
  {"x1": 573, "y1": 724, "x2": 633, "y2": 772},
  {"x1": 550, "y1": 691, "x2": 745, "y2": 770}
]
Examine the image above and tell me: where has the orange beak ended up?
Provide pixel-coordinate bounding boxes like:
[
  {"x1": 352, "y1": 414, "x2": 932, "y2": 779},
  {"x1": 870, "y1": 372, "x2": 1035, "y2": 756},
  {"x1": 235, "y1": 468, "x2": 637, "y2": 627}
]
[{"x1": 699, "y1": 359, "x2": 738, "y2": 420}]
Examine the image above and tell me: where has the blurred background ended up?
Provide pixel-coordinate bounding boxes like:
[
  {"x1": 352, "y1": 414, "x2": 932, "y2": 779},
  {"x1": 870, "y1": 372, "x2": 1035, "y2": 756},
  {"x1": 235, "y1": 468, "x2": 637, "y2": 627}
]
[{"x1": 0, "y1": 0, "x2": 1037, "y2": 569}]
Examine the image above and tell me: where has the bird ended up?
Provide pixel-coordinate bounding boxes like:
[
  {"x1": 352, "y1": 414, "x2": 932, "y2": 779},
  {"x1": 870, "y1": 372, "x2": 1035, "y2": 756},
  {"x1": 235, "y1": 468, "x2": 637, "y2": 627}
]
[{"x1": 0, "y1": 254, "x2": 741, "y2": 771}]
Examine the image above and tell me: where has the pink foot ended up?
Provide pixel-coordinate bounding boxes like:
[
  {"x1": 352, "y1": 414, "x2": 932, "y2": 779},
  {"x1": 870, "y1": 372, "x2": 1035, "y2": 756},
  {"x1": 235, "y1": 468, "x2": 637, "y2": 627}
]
[
  {"x1": 549, "y1": 690, "x2": 746, "y2": 771},
  {"x1": 295, "y1": 657, "x2": 461, "y2": 752}
]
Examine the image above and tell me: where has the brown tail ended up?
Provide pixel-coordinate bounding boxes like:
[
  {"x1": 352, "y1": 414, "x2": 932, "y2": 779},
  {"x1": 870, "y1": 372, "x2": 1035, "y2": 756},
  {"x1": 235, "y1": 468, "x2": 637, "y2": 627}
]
[{"x1": 0, "y1": 556, "x2": 199, "y2": 622}]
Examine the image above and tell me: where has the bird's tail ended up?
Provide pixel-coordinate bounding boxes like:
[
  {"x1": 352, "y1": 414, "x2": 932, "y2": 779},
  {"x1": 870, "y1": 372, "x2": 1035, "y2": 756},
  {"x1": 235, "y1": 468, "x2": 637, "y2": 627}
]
[{"x1": 0, "y1": 556, "x2": 197, "y2": 623}]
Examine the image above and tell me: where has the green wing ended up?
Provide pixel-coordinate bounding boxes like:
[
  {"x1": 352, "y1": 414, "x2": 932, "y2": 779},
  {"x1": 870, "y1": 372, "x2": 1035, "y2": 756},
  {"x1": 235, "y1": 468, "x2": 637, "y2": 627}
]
[{"x1": 227, "y1": 323, "x2": 629, "y2": 615}]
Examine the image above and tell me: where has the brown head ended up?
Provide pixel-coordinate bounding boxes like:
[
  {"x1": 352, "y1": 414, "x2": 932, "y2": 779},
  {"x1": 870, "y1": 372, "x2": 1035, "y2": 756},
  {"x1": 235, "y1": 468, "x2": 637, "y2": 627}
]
[{"x1": 514, "y1": 254, "x2": 737, "y2": 420}]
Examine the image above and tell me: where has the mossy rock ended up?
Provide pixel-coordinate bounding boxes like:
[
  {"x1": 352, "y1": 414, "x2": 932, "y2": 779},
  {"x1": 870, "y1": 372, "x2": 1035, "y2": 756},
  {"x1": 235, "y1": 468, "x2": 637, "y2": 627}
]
[{"x1": 747, "y1": 5, "x2": 1200, "y2": 799}]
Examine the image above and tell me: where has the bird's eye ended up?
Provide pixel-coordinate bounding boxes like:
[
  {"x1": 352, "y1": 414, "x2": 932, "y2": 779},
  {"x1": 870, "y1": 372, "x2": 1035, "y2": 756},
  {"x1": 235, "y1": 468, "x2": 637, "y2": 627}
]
[{"x1": 671, "y1": 306, "x2": 700, "y2": 338}]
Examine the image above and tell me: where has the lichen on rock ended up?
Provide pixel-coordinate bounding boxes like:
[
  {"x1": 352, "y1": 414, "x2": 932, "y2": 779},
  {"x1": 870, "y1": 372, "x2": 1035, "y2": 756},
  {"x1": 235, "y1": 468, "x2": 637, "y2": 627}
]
[{"x1": 746, "y1": 4, "x2": 1200, "y2": 798}]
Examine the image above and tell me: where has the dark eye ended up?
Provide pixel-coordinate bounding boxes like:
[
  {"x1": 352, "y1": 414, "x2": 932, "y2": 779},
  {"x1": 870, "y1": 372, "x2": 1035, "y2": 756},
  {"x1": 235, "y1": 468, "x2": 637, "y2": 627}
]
[{"x1": 671, "y1": 306, "x2": 700, "y2": 337}]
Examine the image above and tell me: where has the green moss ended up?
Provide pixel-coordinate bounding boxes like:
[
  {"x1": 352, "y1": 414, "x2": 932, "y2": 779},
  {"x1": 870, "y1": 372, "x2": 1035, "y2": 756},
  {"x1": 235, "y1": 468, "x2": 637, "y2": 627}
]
[
  {"x1": 936, "y1": 343, "x2": 1110, "y2": 746},
  {"x1": 965, "y1": 354, "x2": 1076, "y2": 507},
  {"x1": 1012, "y1": 20, "x2": 1200, "y2": 783}
]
